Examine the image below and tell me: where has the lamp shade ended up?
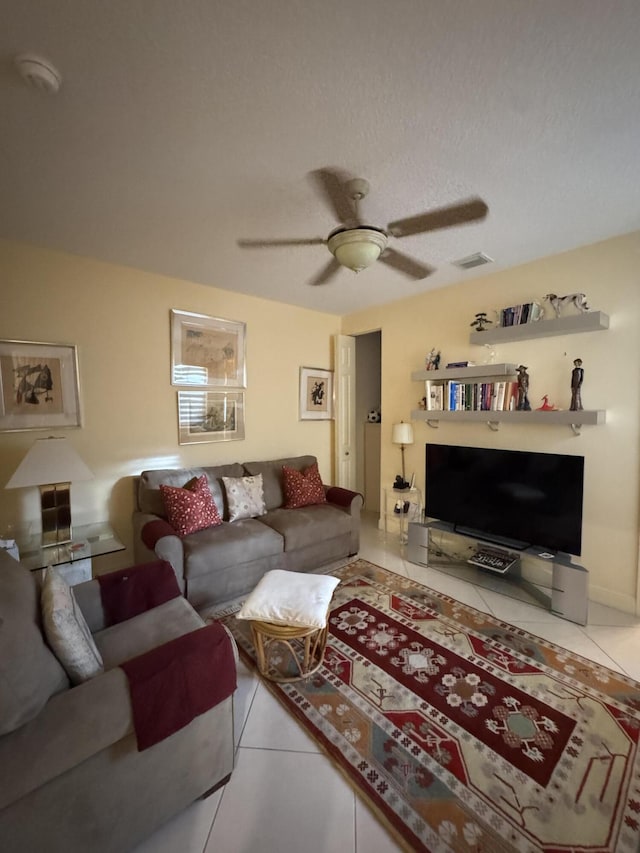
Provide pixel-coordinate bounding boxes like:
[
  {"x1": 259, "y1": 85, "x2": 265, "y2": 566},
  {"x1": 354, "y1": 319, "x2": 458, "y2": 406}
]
[
  {"x1": 327, "y1": 228, "x2": 388, "y2": 273},
  {"x1": 391, "y1": 422, "x2": 414, "y2": 446},
  {"x1": 6, "y1": 437, "x2": 94, "y2": 488}
]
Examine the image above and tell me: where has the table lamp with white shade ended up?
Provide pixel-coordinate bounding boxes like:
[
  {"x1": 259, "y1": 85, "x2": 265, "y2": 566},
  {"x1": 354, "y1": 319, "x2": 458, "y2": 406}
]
[
  {"x1": 391, "y1": 421, "x2": 414, "y2": 490},
  {"x1": 5, "y1": 436, "x2": 94, "y2": 547}
]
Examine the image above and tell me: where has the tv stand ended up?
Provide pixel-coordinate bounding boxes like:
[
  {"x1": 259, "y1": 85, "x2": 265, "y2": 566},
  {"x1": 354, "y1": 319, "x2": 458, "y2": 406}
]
[
  {"x1": 454, "y1": 524, "x2": 529, "y2": 552},
  {"x1": 407, "y1": 520, "x2": 588, "y2": 625}
]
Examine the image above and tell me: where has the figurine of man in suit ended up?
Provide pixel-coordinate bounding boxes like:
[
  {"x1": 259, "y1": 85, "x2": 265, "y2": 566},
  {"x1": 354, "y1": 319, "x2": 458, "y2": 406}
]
[
  {"x1": 570, "y1": 358, "x2": 584, "y2": 411},
  {"x1": 516, "y1": 365, "x2": 531, "y2": 411}
]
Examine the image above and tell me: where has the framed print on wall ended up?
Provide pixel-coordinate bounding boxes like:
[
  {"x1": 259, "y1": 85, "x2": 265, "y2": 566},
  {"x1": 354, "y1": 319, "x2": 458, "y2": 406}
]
[
  {"x1": 178, "y1": 390, "x2": 245, "y2": 444},
  {"x1": 0, "y1": 340, "x2": 82, "y2": 432},
  {"x1": 299, "y1": 366, "x2": 333, "y2": 420},
  {"x1": 171, "y1": 309, "x2": 246, "y2": 388}
]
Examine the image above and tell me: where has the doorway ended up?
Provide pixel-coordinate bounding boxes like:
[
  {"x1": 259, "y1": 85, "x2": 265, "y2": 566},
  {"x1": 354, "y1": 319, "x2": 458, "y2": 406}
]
[{"x1": 355, "y1": 331, "x2": 382, "y2": 513}]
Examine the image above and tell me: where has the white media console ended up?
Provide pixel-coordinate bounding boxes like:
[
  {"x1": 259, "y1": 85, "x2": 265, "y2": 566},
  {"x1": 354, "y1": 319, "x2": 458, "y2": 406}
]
[{"x1": 407, "y1": 520, "x2": 589, "y2": 625}]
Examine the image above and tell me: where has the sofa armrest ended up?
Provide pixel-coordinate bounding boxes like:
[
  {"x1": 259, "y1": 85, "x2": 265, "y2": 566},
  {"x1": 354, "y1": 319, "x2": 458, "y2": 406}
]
[
  {"x1": 132, "y1": 511, "x2": 185, "y2": 593},
  {"x1": 325, "y1": 486, "x2": 364, "y2": 513},
  {"x1": 0, "y1": 667, "x2": 133, "y2": 811},
  {"x1": 325, "y1": 486, "x2": 363, "y2": 555}
]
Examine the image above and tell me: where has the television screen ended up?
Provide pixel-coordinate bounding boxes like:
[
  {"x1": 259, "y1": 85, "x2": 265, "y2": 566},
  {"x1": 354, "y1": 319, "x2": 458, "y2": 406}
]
[{"x1": 425, "y1": 444, "x2": 584, "y2": 555}]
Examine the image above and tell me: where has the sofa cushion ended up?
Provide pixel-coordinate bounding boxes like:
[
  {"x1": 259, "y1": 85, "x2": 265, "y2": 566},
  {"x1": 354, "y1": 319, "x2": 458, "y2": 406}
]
[
  {"x1": 41, "y1": 567, "x2": 105, "y2": 685},
  {"x1": 137, "y1": 463, "x2": 244, "y2": 519},
  {"x1": 0, "y1": 551, "x2": 69, "y2": 736},
  {"x1": 160, "y1": 475, "x2": 222, "y2": 536},
  {"x1": 282, "y1": 462, "x2": 327, "y2": 508},
  {"x1": 222, "y1": 474, "x2": 267, "y2": 521},
  {"x1": 182, "y1": 518, "x2": 284, "y2": 579},
  {"x1": 258, "y1": 504, "x2": 352, "y2": 551},
  {"x1": 236, "y1": 569, "x2": 340, "y2": 629},
  {"x1": 243, "y1": 456, "x2": 317, "y2": 510}
]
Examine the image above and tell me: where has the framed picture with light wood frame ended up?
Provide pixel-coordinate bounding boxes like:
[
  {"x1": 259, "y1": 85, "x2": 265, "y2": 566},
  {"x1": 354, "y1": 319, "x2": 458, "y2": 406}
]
[
  {"x1": 171, "y1": 309, "x2": 247, "y2": 388},
  {"x1": 299, "y1": 366, "x2": 333, "y2": 420},
  {"x1": 0, "y1": 339, "x2": 82, "y2": 432},
  {"x1": 177, "y1": 390, "x2": 245, "y2": 444}
]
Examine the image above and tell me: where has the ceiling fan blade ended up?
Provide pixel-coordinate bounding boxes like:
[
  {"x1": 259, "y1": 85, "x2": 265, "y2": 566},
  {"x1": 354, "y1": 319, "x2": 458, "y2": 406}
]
[
  {"x1": 379, "y1": 247, "x2": 434, "y2": 280},
  {"x1": 237, "y1": 237, "x2": 325, "y2": 248},
  {"x1": 308, "y1": 257, "x2": 341, "y2": 287},
  {"x1": 309, "y1": 168, "x2": 355, "y2": 224},
  {"x1": 387, "y1": 197, "x2": 489, "y2": 238}
]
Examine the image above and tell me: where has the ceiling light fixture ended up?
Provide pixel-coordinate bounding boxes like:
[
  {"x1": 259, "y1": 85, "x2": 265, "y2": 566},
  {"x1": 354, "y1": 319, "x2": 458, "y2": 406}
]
[{"x1": 327, "y1": 227, "x2": 388, "y2": 273}]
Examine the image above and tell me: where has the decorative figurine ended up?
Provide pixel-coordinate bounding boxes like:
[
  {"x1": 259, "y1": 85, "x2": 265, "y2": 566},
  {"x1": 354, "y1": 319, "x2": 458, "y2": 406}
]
[
  {"x1": 544, "y1": 292, "x2": 590, "y2": 318},
  {"x1": 536, "y1": 395, "x2": 558, "y2": 411},
  {"x1": 470, "y1": 312, "x2": 493, "y2": 331},
  {"x1": 570, "y1": 358, "x2": 584, "y2": 411},
  {"x1": 425, "y1": 348, "x2": 441, "y2": 371},
  {"x1": 516, "y1": 365, "x2": 531, "y2": 411},
  {"x1": 418, "y1": 396, "x2": 427, "y2": 410}
]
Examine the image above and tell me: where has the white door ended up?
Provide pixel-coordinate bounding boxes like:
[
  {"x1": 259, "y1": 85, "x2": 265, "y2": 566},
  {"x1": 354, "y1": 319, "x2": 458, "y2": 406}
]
[{"x1": 334, "y1": 334, "x2": 356, "y2": 489}]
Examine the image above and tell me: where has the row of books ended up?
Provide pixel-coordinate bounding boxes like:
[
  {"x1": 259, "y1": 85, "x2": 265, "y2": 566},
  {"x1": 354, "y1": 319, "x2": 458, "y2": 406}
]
[
  {"x1": 499, "y1": 302, "x2": 543, "y2": 327},
  {"x1": 425, "y1": 380, "x2": 519, "y2": 412}
]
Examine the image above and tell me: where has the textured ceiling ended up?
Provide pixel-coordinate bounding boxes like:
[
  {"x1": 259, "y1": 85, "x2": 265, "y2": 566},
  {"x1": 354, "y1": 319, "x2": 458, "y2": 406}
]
[{"x1": 1, "y1": 0, "x2": 639, "y2": 315}]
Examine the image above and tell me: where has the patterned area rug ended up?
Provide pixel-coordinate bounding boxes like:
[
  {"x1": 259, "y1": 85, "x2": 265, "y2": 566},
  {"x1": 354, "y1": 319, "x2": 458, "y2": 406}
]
[{"x1": 220, "y1": 559, "x2": 640, "y2": 852}]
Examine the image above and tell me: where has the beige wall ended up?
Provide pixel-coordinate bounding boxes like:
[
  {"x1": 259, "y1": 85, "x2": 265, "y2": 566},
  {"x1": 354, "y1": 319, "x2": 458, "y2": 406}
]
[
  {"x1": 0, "y1": 240, "x2": 339, "y2": 565},
  {"x1": 342, "y1": 231, "x2": 640, "y2": 614}
]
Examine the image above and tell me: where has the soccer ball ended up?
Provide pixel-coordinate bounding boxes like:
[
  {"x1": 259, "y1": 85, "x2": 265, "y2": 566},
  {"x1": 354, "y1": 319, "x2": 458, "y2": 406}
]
[{"x1": 367, "y1": 409, "x2": 381, "y2": 423}]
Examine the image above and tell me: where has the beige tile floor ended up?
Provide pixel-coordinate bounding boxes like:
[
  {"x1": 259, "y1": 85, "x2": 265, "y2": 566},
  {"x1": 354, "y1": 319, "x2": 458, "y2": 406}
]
[{"x1": 133, "y1": 511, "x2": 640, "y2": 853}]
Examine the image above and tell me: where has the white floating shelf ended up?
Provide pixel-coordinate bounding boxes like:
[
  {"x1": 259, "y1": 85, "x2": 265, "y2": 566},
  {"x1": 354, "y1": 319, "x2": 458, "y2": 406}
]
[
  {"x1": 411, "y1": 363, "x2": 517, "y2": 382},
  {"x1": 469, "y1": 311, "x2": 609, "y2": 345},
  {"x1": 411, "y1": 409, "x2": 606, "y2": 427}
]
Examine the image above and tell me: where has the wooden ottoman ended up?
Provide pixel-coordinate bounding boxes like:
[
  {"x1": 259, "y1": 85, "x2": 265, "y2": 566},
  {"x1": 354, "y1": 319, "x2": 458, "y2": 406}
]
[{"x1": 236, "y1": 569, "x2": 340, "y2": 683}]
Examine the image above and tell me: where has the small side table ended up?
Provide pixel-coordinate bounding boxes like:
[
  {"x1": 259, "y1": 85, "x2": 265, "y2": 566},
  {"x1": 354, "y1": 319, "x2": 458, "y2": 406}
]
[
  {"x1": 17, "y1": 521, "x2": 125, "y2": 585},
  {"x1": 384, "y1": 487, "x2": 423, "y2": 544},
  {"x1": 250, "y1": 619, "x2": 329, "y2": 683}
]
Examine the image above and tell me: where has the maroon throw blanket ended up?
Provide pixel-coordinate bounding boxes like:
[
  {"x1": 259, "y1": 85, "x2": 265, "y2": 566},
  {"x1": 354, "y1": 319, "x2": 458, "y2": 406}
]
[
  {"x1": 97, "y1": 560, "x2": 180, "y2": 626},
  {"x1": 121, "y1": 623, "x2": 237, "y2": 751}
]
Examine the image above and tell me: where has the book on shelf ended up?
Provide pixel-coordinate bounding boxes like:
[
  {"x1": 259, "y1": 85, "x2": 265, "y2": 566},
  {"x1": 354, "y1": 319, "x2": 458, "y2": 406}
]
[
  {"x1": 445, "y1": 360, "x2": 475, "y2": 368},
  {"x1": 423, "y1": 378, "x2": 520, "y2": 413},
  {"x1": 425, "y1": 380, "x2": 444, "y2": 411},
  {"x1": 498, "y1": 301, "x2": 543, "y2": 327}
]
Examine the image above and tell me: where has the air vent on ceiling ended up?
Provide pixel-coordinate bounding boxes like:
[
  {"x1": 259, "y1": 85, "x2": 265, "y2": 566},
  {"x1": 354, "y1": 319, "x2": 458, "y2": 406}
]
[{"x1": 452, "y1": 252, "x2": 494, "y2": 270}]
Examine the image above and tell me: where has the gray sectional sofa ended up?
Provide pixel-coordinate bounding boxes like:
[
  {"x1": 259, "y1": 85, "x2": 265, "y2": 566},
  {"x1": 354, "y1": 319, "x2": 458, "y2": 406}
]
[
  {"x1": 132, "y1": 455, "x2": 363, "y2": 610},
  {"x1": 0, "y1": 550, "x2": 235, "y2": 853}
]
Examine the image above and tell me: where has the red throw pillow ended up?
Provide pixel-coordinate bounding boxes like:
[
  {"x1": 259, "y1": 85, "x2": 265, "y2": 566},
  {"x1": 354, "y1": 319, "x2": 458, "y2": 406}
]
[
  {"x1": 159, "y1": 475, "x2": 222, "y2": 537},
  {"x1": 282, "y1": 463, "x2": 327, "y2": 509}
]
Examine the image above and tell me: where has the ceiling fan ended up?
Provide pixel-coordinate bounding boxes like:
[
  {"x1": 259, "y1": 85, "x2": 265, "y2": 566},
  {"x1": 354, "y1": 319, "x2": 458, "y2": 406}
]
[{"x1": 238, "y1": 168, "x2": 489, "y2": 287}]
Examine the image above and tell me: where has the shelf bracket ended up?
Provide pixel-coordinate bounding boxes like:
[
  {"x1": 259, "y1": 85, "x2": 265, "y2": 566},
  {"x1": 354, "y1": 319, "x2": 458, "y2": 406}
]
[
  {"x1": 570, "y1": 423, "x2": 582, "y2": 436},
  {"x1": 426, "y1": 419, "x2": 439, "y2": 429},
  {"x1": 487, "y1": 421, "x2": 500, "y2": 431}
]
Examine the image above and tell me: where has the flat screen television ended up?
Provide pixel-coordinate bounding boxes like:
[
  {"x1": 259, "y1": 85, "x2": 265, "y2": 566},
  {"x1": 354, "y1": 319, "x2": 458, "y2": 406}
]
[{"x1": 424, "y1": 443, "x2": 584, "y2": 555}]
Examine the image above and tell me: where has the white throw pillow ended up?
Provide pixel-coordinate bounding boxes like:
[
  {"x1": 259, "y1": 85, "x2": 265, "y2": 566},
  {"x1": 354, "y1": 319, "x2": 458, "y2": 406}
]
[
  {"x1": 222, "y1": 474, "x2": 267, "y2": 522},
  {"x1": 236, "y1": 569, "x2": 340, "y2": 629},
  {"x1": 41, "y1": 567, "x2": 104, "y2": 685}
]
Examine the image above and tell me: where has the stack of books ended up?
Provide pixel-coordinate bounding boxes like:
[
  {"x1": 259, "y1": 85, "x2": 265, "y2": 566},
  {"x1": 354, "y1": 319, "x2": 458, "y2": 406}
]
[
  {"x1": 425, "y1": 380, "x2": 519, "y2": 412},
  {"x1": 498, "y1": 302, "x2": 543, "y2": 327}
]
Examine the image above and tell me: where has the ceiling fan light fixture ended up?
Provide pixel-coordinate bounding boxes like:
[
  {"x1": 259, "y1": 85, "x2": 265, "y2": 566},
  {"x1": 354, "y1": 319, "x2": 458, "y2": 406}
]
[{"x1": 327, "y1": 228, "x2": 388, "y2": 273}]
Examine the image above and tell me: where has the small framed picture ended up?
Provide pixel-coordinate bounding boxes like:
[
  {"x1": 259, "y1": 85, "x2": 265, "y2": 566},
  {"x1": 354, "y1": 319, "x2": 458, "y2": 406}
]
[
  {"x1": 299, "y1": 366, "x2": 333, "y2": 421},
  {"x1": 177, "y1": 390, "x2": 245, "y2": 444},
  {"x1": 171, "y1": 309, "x2": 246, "y2": 388},
  {"x1": 0, "y1": 340, "x2": 82, "y2": 432}
]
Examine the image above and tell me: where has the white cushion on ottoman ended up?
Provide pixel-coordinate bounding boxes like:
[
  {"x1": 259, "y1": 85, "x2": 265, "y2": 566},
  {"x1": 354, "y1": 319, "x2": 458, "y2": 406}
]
[{"x1": 236, "y1": 569, "x2": 339, "y2": 629}]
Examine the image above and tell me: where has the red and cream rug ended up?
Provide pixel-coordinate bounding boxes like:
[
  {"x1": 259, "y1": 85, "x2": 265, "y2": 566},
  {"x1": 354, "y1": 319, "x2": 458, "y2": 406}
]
[{"x1": 221, "y1": 559, "x2": 640, "y2": 852}]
